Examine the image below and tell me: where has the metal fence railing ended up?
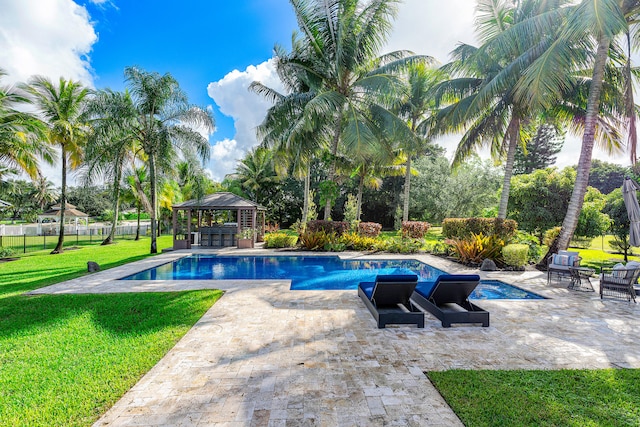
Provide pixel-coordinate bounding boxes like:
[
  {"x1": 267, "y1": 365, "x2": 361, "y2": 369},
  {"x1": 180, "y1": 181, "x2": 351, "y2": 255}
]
[{"x1": 0, "y1": 224, "x2": 152, "y2": 254}]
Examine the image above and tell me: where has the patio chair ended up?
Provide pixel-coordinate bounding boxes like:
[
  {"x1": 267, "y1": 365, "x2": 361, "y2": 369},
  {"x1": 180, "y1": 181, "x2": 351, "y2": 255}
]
[
  {"x1": 599, "y1": 264, "x2": 640, "y2": 303},
  {"x1": 411, "y1": 274, "x2": 489, "y2": 327},
  {"x1": 547, "y1": 250, "x2": 581, "y2": 285},
  {"x1": 358, "y1": 274, "x2": 424, "y2": 328}
]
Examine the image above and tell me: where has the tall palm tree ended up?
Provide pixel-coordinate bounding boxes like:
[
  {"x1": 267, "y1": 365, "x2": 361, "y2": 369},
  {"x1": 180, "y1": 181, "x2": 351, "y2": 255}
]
[
  {"x1": 283, "y1": 0, "x2": 417, "y2": 219},
  {"x1": 25, "y1": 76, "x2": 91, "y2": 254},
  {"x1": 83, "y1": 89, "x2": 140, "y2": 245},
  {"x1": 32, "y1": 174, "x2": 58, "y2": 210},
  {"x1": 435, "y1": 0, "x2": 571, "y2": 219},
  {"x1": 396, "y1": 61, "x2": 445, "y2": 222},
  {"x1": 234, "y1": 147, "x2": 279, "y2": 205},
  {"x1": 0, "y1": 69, "x2": 53, "y2": 178},
  {"x1": 123, "y1": 66, "x2": 214, "y2": 253},
  {"x1": 514, "y1": 0, "x2": 634, "y2": 255}
]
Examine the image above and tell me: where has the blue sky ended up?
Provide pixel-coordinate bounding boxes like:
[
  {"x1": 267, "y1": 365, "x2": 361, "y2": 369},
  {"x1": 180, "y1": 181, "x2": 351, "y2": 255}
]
[
  {"x1": 0, "y1": 0, "x2": 628, "y2": 185},
  {"x1": 78, "y1": 0, "x2": 297, "y2": 142}
]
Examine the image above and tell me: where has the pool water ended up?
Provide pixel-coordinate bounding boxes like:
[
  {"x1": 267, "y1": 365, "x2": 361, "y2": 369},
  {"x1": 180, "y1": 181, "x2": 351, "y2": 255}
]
[{"x1": 121, "y1": 255, "x2": 545, "y2": 300}]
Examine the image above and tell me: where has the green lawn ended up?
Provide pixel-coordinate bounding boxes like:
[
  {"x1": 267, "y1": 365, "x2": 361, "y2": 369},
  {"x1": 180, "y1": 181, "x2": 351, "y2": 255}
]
[
  {"x1": 428, "y1": 369, "x2": 640, "y2": 426},
  {"x1": 0, "y1": 236, "x2": 222, "y2": 426}
]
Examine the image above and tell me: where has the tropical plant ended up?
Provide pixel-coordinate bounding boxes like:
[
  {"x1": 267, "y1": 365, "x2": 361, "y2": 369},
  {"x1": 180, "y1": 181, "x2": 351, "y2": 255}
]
[
  {"x1": 0, "y1": 69, "x2": 52, "y2": 179},
  {"x1": 122, "y1": 66, "x2": 214, "y2": 253},
  {"x1": 83, "y1": 89, "x2": 139, "y2": 245},
  {"x1": 24, "y1": 76, "x2": 91, "y2": 253},
  {"x1": 234, "y1": 147, "x2": 279, "y2": 205},
  {"x1": 31, "y1": 174, "x2": 58, "y2": 210},
  {"x1": 281, "y1": 0, "x2": 420, "y2": 219},
  {"x1": 513, "y1": 0, "x2": 636, "y2": 262},
  {"x1": 395, "y1": 61, "x2": 444, "y2": 221},
  {"x1": 447, "y1": 233, "x2": 505, "y2": 265}
]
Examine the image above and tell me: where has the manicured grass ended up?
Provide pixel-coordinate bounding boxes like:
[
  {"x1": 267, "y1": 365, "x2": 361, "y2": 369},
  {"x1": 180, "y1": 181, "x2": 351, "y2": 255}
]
[
  {"x1": 0, "y1": 237, "x2": 223, "y2": 426},
  {"x1": 428, "y1": 369, "x2": 640, "y2": 427}
]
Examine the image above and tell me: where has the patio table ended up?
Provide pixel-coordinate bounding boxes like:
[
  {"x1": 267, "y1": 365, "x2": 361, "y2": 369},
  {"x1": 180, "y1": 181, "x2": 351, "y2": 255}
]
[{"x1": 568, "y1": 267, "x2": 595, "y2": 292}]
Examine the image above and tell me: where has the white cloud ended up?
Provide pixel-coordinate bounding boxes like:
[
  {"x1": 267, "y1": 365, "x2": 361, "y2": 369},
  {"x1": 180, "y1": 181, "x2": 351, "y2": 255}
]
[
  {"x1": 385, "y1": 0, "x2": 478, "y2": 63},
  {"x1": 0, "y1": 0, "x2": 97, "y2": 86},
  {"x1": 0, "y1": 0, "x2": 98, "y2": 188},
  {"x1": 206, "y1": 59, "x2": 285, "y2": 181}
]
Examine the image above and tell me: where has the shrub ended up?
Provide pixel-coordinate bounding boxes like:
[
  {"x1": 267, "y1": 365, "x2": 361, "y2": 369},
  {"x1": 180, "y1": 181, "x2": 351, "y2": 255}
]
[
  {"x1": 382, "y1": 238, "x2": 423, "y2": 254},
  {"x1": 502, "y1": 244, "x2": 529, "y2": 268},
  {"x1": 510, "y1": 231, "x2": 544, "y2": 263},
  {"x1": 442, "y1": 218, "x2": 517, "y2": 241},
  {"x1": 324, "y1": 241, "x2": 346, "y2": 252},
  {"x1": 264, "y1": 233, "x2": 297, "y2": 248},
  {"x1": 425, "y1": 241, "x2": 450, "y2": 256},
  {"x1": 401, "y1": 221, "x2": 431, "y2": 239},
  {"x1": 306, "y1": 220, "x2": 349, "y2": 236},
  {"x1": 340, "y1": 232, "x2": 380, "y2": 251},
  {"x1": 447, "y1": 233, "x2": 505, "y2": 265},
  {"x1": 123, "y1": 212, "x2": 150, "y2": 220},
  {"x1": 299, "y1": 231, "x2": 333, "y2": 251},
  {"x1": 0, "y1": 247, "x2": 15, "y2": 258},
  {"x1": 543, "y1": 226, "x2": 561, "y2": 247},
  {"x1": 358, "y1": 222, "x2": 382, "y2": 237}
]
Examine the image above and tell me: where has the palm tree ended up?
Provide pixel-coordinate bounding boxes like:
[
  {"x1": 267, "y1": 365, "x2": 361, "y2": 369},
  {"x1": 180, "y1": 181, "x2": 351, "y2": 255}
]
[
  {"x1": 0, "y1": 69, "x2": 53, "y2": 178},
  {"x1": 122, "y1": 167, "x2": 149, "y2": 241},
  {"x1": 396, "y1": 61, "x2": 445, "y2": 222},
  {"x1": 122, "y1": 66, "x2": 214, "y2": 254},
  {"x1": 32, "y1": 174, "x2": 58, "y2": 210},
  {"x1": 434, "y1": 0, "x2": 571, "y2": 220},
  {"x1": 514, "y1": 0, "x2": 634, "y2": 255},
  {"x1": 234, "y1": 147, "x2": 279, "y2": 205},
  {"x1": 83, "y1": 89, "x2": 140, "y2": 245},
  {"x1": 24, "y1": 76, "x2": 91, "y2": 254},
  {"x1": 283, "y1": 0, "x2": 418, "y2": 220}
]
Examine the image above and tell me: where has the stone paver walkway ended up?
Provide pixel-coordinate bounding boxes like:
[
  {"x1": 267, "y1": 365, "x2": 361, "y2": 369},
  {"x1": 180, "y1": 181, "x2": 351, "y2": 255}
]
[{"x1": 30, "y1": 249, "x2": 640, "y2": 426}]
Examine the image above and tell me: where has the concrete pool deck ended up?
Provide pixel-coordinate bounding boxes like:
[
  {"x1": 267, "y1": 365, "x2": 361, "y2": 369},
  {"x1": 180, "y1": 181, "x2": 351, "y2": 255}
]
[{"x1": 29, "y1": 249, "x2": 640, "y2": 426}]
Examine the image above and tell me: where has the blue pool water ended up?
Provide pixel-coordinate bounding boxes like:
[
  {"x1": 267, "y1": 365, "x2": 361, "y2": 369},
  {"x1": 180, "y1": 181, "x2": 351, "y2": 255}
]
[{"x1": 121, "y1": 255, "x2": 545, "y2": 300}]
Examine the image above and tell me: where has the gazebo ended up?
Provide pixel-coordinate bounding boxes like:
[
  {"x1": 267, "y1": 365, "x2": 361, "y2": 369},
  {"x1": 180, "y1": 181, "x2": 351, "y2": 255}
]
[
  {"x1": 37, "y1": 202, "x2": 89, "y2": 235},
  {"x1": 172, "y1": 192, "x2": 266, "y2": 249}
]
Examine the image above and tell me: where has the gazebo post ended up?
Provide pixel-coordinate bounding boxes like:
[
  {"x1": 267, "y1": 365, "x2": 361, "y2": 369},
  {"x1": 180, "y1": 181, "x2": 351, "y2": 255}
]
[{"x1": 186, "y1": 208, "x2": 192, "y2": 249}]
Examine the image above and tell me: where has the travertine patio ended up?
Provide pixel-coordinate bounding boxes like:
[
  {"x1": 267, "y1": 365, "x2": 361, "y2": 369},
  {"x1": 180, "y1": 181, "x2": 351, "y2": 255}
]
[{"x1": 30, "y1": 249, "x2": 640, "y2": 426}]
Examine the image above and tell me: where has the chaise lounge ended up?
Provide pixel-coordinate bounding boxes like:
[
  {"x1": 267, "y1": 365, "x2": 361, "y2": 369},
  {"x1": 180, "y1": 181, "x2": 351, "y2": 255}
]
[
  {"x1": 411, "y1": 274, "x2": 489, "y2": 327},
  {"x1": 358, "y1": 274, "x2": 425, "y2": 328}
]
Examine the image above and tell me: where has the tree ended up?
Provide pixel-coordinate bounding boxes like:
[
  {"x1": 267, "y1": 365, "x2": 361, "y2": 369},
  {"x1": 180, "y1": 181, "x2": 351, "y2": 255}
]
[
  {"x1": 84, "y1": 89, "x2": 140, "y2": 244},
  {"x1": 396, "y1": 61, "x2": 445, "y2": 222},
  {"x1": 604, "y1": 188, "x2": 632, "y2": 261},
  {"x1": 234, "y1": 147, "x2": 279, "y2": 206},
  {"x1": 588, "y1": 160, "x2": 628, "y2": 194},
  {"x1": 409, "y1": 154, "x2": 502, "y2": 224},
  {"x1": 513, "y1": 122, "x2": 564, "y2": 174},
  {"x1": 507, "y1": 167, "x2": 575, "y2": 241},
  {"x1": 282, "y1": 0, "x2": 418, "y2": 220},
  {"x1": 0, "y1": 69, "x2": 53, "y2": 179},
  {"x1": 514, "y1": 0, "x2": 633, "y2": 261},
  {"x1": 574, "y1": 186, "x2": 611, "y2": 240},
  {"x1": 122, "y1": 66, "x2": 214, "y2": 253},
  {"x1": 32, "y1": 175, "x2": 58, "y2": 211},
  {"x1": 435, "y1": 0, "x2": 567, "y2": 219},
  {"x1": 25, "y1": 76, "x2": 91, "y2": 254}
]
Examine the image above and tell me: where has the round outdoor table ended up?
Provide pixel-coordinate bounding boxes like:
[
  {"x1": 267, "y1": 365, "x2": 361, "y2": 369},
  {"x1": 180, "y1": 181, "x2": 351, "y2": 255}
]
[{"x1": 568, "y1": 267, "x2": 595, "y2": 292}]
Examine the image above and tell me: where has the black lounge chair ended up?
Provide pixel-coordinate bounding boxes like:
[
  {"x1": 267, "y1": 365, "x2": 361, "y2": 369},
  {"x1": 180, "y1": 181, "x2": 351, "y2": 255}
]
[
  {"x1": 358, "y1": 274, "x2": 424, "y2": 328},
  {"x1": 411, "y1": 274, "x2": 489, "y2": 327}
]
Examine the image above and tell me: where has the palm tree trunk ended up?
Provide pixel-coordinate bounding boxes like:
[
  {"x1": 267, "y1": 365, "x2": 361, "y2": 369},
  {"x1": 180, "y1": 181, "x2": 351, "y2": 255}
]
[
  {"x1": 52, "y1": 148, "x2": 66, "y2": 254},
  {"x1": 102, "y1": 176, "x2": 121, "y2": 245},
  {"x1": 302, "y1": 165, "x2": 310, "y2": 225},
  {"x1": 356, "y1": 174, "x2": 364, "y2": 221},
  {"x1": 497, "y1": 117, "x2": 520, "y2": 219},
  {"x1": 135, "y1": 203, "x2": 141, "y2": 240},
  {"x1": 539, "y1": 35, "x2": 610, "y2": 267},
  {"x1": 149, "y1": 154, "x2": 158, "y2": 254},
  {"x1": 324, "y1": 115, "x2": 342, "y2": 220},
  {"x1": 402, "y1": 156, "x2": 412, "y2": 222}
]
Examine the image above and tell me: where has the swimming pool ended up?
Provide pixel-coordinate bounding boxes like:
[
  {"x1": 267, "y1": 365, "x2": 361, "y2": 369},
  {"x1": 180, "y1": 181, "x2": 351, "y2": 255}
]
[{"x1": 121, "y1": 255, "x2": 545, "y2": 299}]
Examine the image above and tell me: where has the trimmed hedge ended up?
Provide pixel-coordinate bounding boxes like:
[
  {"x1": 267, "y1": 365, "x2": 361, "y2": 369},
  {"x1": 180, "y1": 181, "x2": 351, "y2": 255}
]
[
  {"x1": 306, "y1": 220, "x2": 350, "y2": 236},
  {"x1": 442, "y1": 218, "x2": 517, "y2": 241},
  {"x1": 401, "y1": 221, "x2": 431, "y2": 239},
  {"x1": 358, "y1": 222, "x2": 382, "y2": 237},
  {"x1": 502, "y1": 244, "x2": 529, "y2": 268}
]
